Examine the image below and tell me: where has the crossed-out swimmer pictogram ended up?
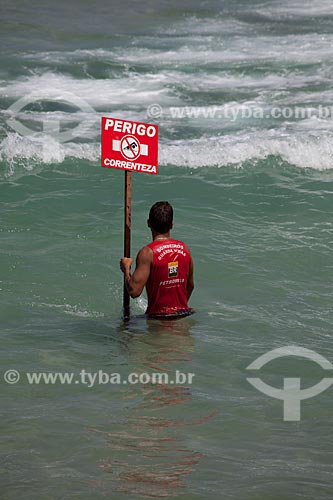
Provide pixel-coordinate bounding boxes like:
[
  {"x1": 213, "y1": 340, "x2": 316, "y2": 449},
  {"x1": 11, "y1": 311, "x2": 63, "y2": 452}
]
[{"x1": 120, "y1": 135, "x2": 141, "y2": 160}]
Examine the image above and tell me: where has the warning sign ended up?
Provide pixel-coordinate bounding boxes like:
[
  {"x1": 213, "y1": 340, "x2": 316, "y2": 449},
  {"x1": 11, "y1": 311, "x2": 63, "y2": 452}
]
[{"x1": 102, "y1": 117, "x2": 158, "y2": 175}]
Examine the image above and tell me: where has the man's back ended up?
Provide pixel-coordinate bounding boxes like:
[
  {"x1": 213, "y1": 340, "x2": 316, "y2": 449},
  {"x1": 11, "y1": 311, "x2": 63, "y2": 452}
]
[{"x1": 145, "y1": 238, "x2": 192, "y2": 317}]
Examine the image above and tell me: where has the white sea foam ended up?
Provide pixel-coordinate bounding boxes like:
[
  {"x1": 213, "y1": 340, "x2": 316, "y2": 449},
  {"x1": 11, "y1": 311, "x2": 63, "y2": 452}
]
[
  {"x1": 0, "y1": 133, "x2": 100, "y2": 165},
  {"x1": 39, "y1": 302, "x2": 105, "y2": 318},
  {"x1": 112, "y1": 38, "x2": 333, "y2": 66},
  {"x1": 161, "y1": 130, "x2": 333, "y2": 170},
  {"x1": 159, "y1": 16, "x2": 257, "y2": 36},
  {"x1": 2, "y1": 69, "x2": 331, "y2": 123},
  {"x1": 252, "y1": 0, "x2": 333, "y2": 18},
  {"x1": 173, "y1": 72, "x2": 329, "y2": 92},
  {"x1": 271, "y1": 89, "x2": 333, "y2": 106},
  {"x1": 18, "y1": 31, "x2": 333, "y2": 67},
  {"x1": 1, "y1": 127, "x2": 332, "y2": 177},
  {"x1": 0, "y1": 72, "x2": 179, "y2": 108}
]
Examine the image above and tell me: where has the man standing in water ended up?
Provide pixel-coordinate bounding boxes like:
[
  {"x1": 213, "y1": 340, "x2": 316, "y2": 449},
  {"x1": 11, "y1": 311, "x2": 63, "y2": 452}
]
[{"x1": 120, "y1": 201, "x2": 194, "y2": 318}]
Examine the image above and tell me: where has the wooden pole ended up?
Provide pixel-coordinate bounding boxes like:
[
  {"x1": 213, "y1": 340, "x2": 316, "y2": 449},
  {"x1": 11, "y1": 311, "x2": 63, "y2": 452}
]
[{"x1": 123, "y1": 170, "x2": 132, "y2": 320}]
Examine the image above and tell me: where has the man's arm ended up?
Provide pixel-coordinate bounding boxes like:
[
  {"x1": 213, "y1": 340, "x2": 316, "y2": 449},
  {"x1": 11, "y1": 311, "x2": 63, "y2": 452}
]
[
  {"x1": 120, "y1": 246, "x2": 153, "y2": 299},
  {"x1": 187, "y1": 256, "x2": 194, "y2": 300}
]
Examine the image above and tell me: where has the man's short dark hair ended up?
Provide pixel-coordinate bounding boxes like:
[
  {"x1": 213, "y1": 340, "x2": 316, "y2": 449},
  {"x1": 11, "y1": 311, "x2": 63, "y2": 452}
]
[{"x1": 149, "y1": 201, "x2": 173, "y2": 234}]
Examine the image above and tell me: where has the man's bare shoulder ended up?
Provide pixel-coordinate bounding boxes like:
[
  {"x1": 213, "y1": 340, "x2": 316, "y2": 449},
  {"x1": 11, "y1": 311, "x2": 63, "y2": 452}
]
[{"x1": 137, "y1": 245, "x2": 153, "y2": 263}]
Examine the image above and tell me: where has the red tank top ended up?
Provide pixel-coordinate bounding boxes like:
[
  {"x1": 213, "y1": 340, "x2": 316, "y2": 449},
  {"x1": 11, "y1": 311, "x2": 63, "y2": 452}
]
[{"x1": 145, "y1": 238, "x2": 192, "y2": 317}]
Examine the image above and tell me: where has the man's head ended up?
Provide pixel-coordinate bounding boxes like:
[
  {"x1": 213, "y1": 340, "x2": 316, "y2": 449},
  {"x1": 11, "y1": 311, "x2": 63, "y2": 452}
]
[{"x1": 148, "y1": 201, "x2": 173, "y2": 234}]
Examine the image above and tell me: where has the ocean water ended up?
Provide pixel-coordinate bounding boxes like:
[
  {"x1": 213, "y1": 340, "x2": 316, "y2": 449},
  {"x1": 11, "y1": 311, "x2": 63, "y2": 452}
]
[{"x1": 1, "y1": 1, "x2": 333, "y2": 499}]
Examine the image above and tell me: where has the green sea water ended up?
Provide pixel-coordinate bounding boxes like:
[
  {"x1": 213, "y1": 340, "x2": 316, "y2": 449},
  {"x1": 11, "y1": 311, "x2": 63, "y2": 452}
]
[{"x1": 1, "y1": 1, "x2": 333, "y2": 499}]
